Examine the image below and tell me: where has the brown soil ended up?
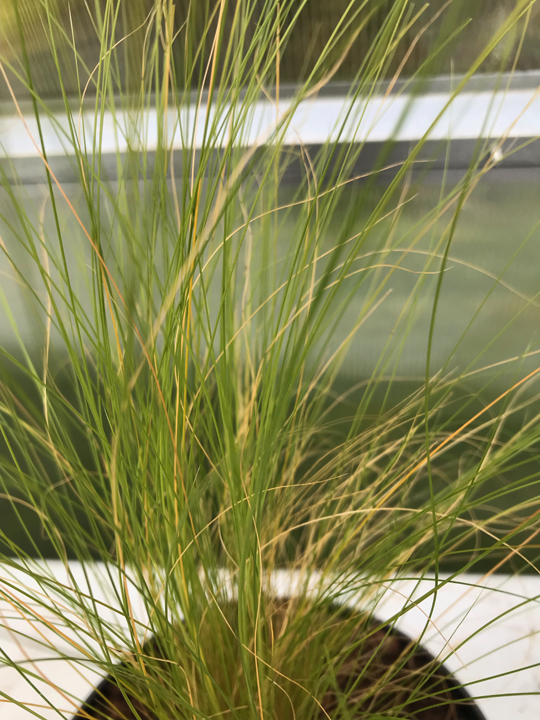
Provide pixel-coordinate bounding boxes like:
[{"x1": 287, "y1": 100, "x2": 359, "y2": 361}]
[{"x1": 76, "y1": 606, "x2": 482, "y2": 720}]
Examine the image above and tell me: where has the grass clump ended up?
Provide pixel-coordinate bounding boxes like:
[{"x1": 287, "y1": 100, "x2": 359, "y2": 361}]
[{"x1": 1, "y1": 1, "x2": 540, "y2": 718}]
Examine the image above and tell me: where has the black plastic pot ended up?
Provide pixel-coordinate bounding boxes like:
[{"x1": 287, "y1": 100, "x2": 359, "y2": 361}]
[{"x1": 75, "y1": 616, "x2": 486, "y2": 720}]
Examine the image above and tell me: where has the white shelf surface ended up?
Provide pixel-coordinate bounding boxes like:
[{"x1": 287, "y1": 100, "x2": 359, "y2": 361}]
[{"x1": 0, "y1": 562, "x2": 539, "y2": 719}]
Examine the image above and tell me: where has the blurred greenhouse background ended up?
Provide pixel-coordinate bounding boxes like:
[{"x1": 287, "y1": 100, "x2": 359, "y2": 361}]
[
  {"x1": 2, "y1": 0, "x2": 540, "y2": 378},
  {"x1": 2, "y1": 0, "x2": 540, "y2": 99}
]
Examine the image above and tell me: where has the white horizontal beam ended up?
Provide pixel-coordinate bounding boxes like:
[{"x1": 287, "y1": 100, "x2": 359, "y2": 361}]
[{"x1": 1, "y1": 84, "x2": 540, "y2": 160}]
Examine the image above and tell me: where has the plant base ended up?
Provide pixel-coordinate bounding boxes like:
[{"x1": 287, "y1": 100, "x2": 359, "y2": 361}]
[{"x1": 75, "y1": 605, "x2": 485, "y2": 720}]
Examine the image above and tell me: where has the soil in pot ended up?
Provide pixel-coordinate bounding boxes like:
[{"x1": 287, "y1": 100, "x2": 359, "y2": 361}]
[{"x1": 76, "y1": 599, "x2": 484, "y2": 720}]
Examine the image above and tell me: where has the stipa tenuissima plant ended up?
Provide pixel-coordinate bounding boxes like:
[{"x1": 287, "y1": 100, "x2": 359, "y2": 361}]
[{"x1": 1, "y1": 1, "x2": 540, "y2": 718}]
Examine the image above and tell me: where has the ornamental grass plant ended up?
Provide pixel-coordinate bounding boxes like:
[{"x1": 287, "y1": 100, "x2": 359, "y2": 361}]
[{"x1": 1, "y1": 1, "x2": 540, "y2": 718}]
